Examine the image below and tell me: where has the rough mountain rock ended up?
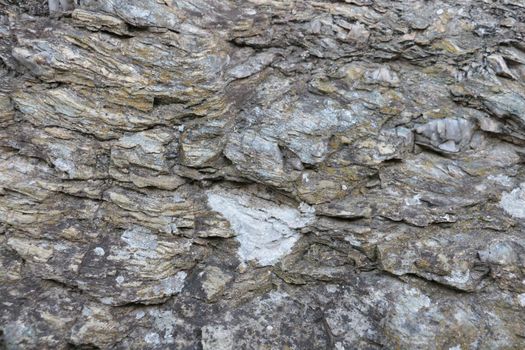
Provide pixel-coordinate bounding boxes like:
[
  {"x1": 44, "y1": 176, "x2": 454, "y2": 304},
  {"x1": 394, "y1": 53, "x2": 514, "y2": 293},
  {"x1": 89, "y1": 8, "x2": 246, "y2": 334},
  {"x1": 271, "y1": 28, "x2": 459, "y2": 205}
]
[{"x1": 1, "y1": 0, "x2": 525, "y2": 349}]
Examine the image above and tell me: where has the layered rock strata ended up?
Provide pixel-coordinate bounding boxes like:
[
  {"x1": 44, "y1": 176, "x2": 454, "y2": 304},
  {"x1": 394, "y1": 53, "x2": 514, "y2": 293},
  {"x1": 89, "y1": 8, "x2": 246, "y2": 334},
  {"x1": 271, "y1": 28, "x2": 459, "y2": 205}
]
[{"x1": 1, "y1": 0, "x2": 525, "y2": 348}]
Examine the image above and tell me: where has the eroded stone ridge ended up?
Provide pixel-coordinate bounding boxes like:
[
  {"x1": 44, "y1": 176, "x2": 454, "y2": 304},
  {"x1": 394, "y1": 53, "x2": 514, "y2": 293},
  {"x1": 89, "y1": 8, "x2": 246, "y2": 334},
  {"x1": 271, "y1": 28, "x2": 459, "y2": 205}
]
[{"x1": 1, "y1": 0, "x2": 525, "y2": 349}]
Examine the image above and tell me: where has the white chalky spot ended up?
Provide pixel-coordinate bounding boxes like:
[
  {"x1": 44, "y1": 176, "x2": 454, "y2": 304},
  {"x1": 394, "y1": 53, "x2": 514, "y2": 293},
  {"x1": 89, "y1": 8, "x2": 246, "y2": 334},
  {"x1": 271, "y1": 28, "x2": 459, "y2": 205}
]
[
  {"x1": 207, "y1": 190, "x2": 315, "y2": 265},
  {"x1": 475, "y1": 184, "x2": 487, "y2": 192},
  {"x1": 335, "y1": 342, "x2": 345, "y2": 350},
  {"x1": 81, "y1": 307, "x2": 92, "y2": 317},
  {"x1": 302, "y1": 173, "x2": 310, "y2": 183},
  {"x1": 518, "y1": 293, "x2": 525, "y2": 307},
  {"x1": 404, "y1": 193, "x2": 422, "y2": 206},
  {"x1": 144, "y1": 332, "x2": 160, "y2": 345},
  {"x1": 500, "y1": 183, "x2": 525, "y2": 219},
  {"x1": 116, "y1": 275, "x2": 125, "y2": 284},
  {"x1": 93, "y1": 247, "x2": 105, "y2": 256}
]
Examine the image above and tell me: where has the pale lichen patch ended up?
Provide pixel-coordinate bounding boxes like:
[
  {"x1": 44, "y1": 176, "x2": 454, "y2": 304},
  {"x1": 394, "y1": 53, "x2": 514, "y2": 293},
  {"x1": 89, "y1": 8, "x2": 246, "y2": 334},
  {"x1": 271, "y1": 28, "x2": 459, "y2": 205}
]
[
  {"x1": 207, "y1": 189, "x2": 315, "y2": 266},
  {"x1": 500, "y1": 183, "x2": 525, "y2": 219}
]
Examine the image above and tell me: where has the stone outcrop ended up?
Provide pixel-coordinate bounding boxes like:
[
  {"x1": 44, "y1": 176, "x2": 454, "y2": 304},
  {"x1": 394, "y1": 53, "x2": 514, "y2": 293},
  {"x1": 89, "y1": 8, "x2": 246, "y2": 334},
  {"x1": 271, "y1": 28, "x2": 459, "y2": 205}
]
[{"x1": 1, "y1": 0, "x2": 525, "y2": 349}]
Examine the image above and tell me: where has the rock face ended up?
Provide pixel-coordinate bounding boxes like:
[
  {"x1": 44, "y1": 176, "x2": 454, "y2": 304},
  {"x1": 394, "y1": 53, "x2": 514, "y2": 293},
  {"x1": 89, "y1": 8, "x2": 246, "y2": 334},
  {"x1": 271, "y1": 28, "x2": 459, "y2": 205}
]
[{"x1": 1, "y1": 0, "x2": 525, "y2": 349}]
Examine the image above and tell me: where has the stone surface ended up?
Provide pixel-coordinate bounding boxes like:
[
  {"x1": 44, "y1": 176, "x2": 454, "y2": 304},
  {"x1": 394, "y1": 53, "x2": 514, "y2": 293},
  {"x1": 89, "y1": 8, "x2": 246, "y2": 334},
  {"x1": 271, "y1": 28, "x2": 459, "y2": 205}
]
[{"x1": 1, "y1": 0, "x2": 525, "y2": 349}]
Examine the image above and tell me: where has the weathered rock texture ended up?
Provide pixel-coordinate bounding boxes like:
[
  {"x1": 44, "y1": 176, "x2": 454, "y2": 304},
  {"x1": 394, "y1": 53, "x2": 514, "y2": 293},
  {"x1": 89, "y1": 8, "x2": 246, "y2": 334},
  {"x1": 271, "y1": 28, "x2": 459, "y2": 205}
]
[{"x1": 1, "y1": 0, "x2": 525, "y2": 349}]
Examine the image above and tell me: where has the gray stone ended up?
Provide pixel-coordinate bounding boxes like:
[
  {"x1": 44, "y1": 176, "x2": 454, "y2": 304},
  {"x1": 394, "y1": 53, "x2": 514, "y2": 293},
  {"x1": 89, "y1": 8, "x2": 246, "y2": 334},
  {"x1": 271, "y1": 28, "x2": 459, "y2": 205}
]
[{"x1": 2, "y1": 0, "x2": 525, "y2": 348}]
